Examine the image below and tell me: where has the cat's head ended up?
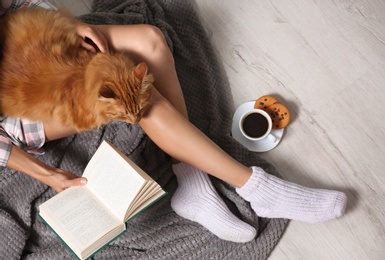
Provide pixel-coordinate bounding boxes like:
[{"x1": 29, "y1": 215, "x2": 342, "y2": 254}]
[{"x1": 85, "y1": 53, "x2": 153, "y2": 124}]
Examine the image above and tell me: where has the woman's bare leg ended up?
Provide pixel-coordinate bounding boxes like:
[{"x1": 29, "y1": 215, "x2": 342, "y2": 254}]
[{"x1": 139, "y1": 88, "x2": 252, "y2": 187}]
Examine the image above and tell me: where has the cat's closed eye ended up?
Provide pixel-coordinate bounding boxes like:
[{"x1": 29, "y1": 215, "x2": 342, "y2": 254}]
[{"x1": 99, "y1": 85, "x2": 116, "y2": 99}]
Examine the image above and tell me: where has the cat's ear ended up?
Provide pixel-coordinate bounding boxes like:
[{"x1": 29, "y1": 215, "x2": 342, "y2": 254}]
[
  {"x1": 99, "y1": 85, "x2": 115, "y2": 100},
  {"x1": 134, "y1": 62, "x2": 148, "y2": 81}
]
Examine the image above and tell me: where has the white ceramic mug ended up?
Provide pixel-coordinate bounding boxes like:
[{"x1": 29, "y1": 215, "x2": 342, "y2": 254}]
[{"x1": 239, "y1": 109, "x2": 277, "y2": 142}]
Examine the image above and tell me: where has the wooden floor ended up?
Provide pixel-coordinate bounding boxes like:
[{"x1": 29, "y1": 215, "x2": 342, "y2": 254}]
[{"x1": 194, "y1": 0, "x2": 385, "y2": 259}]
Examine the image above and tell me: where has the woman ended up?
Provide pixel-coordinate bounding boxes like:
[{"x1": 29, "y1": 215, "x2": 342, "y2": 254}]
[{"x1": 0, "y1": 0, "x2": 347, "y2": 243}]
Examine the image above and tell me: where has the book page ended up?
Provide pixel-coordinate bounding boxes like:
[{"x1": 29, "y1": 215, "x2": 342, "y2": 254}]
[
  {"x1": 126, "y1": 183, "x2": 158, "y2": 217},
  {"x1": 126, "y1": 189, "x2": 167, "y2": 221},
  {"x1": 39, "y1": 186, "x2": 124, "y2": 255},
  {"x1": 83, "y1": 141, "x2": 147, "y2": 221}
]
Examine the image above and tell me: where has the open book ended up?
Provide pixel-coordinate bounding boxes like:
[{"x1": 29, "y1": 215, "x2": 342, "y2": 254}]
[{"x1": 39, "y1": 141, "x2": 167, "y2": 260}]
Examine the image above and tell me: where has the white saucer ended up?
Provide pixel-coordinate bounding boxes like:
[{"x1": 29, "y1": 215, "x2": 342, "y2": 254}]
[{"x1": 231, "y1": 101, "x2": 284, "y2": 152}]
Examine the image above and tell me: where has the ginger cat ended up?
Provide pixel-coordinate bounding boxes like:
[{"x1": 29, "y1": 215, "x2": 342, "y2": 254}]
[{"x1": 0, "y1": 8, "x2": 153, "y2": 131}]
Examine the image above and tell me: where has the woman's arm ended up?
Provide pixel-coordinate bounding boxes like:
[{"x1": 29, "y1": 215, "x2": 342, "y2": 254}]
[{"x1": 6, "y1": 144, "x2": 87, "y2": 192}]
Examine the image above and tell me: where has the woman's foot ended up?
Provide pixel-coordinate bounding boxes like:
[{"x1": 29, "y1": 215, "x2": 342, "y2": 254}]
[
  {"x1": 171, "y1": 163, "x2": 256, "y2": 242},
  {"x1": 236, "y1": 166, "x2": 347, "y2": 223}
]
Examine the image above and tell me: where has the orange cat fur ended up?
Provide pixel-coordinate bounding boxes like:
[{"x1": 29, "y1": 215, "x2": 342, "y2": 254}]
[{"x1": 0, "y1": 8, "x2": 153, "y2": 131}]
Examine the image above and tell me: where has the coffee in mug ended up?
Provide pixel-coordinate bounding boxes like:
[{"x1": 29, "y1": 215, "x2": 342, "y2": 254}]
[{"x1": 239, "y1": 109, "x2": 275, "y2": 141}]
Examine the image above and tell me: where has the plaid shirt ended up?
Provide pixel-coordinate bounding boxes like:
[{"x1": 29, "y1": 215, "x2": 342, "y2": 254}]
[
  {"x1": 0, "y1": 0, "x2": 56, "y2": 170},
  {"x1": 0, "y1": 117, "x2": 45, "y2": 168},
  {"x1": 0, "y1": 0, "x2": 56, "y2": 17}
]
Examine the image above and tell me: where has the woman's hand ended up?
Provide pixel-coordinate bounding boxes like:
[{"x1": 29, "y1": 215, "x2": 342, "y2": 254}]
[
  {"x1": 45, "y1": 168, "x2": 87, "y2": 192},
  {"x1": 75, "y1": 22, "x2": 109, "y2": 53},
  {"x1": 7, "y1": 145, "x2": 87, "y2": 193}
]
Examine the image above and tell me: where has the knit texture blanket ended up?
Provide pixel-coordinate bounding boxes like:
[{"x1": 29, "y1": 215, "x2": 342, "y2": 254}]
[{"x1": 0, "y1": 0, "x2": 288, "y2": 259}]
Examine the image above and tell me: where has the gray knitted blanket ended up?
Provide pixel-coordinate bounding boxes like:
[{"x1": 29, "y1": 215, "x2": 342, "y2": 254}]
[{"x1": 0, "y1": 0, "x2": 288, "y2": 259}]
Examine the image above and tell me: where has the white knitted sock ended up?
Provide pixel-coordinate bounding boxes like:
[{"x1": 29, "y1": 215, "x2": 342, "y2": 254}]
[
  {"x1": 171, "y1": 163, "x2": 256, "y2": 243},
  {"x1": 236, "y1": 167, "x2": 347, "y2": 223}
]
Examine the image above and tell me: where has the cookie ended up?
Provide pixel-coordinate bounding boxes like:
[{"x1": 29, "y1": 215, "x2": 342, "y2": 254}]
[
  {"x1": 265, "y1": 103, "x2": 291, "y2": 129},
  {"x1": 254, "y1": 95, "x2": 280, "y2": 110}
]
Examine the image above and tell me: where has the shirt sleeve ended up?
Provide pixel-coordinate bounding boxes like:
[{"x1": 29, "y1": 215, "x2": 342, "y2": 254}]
[
  {"x1": 0, "y1": 116, "x2": 46, "y2": 171},
  {"x1": 0, "y1": 132, "x2": 12, "y2": 171},
  {"x1": 0, "y1": 0, "x2": 57, "y2": 17},
  {"x1": 25, "y1": 0, "x2": 57, "y2": 11}
]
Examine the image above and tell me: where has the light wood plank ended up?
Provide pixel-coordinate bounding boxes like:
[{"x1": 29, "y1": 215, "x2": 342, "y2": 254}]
[{"x1": 194, "y1": 0, "x2": 385, "y2": 259}]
